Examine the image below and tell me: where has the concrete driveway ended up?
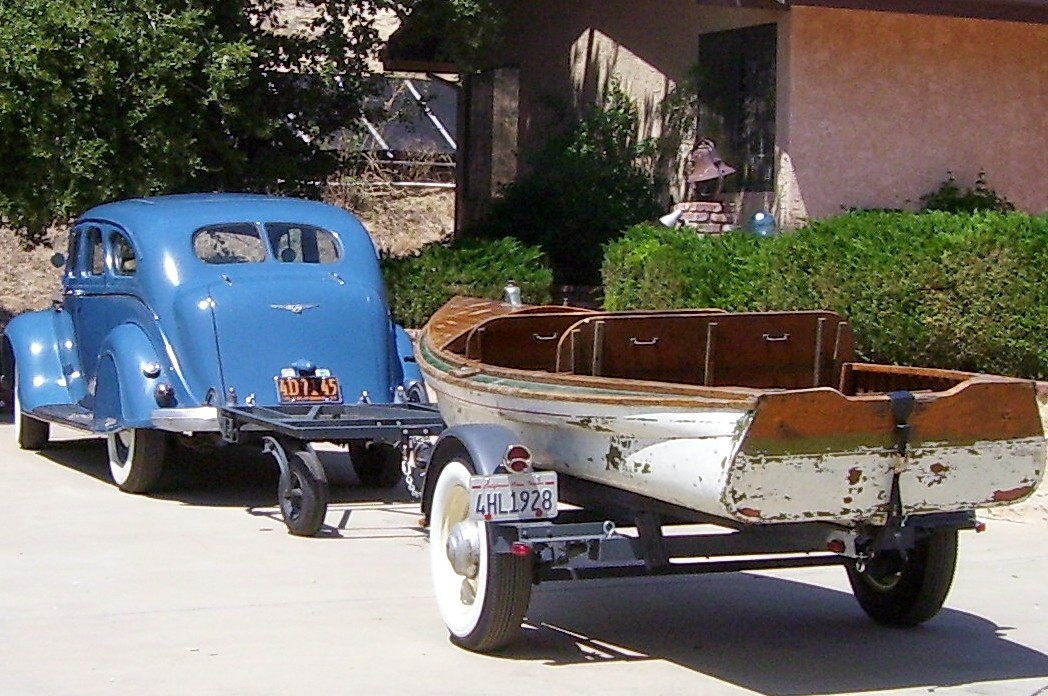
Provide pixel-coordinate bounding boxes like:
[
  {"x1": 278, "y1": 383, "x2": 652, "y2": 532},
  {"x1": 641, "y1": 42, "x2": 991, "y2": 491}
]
[{"x1": 2, "y1": 423, "x2": 1046, "y2": 696}]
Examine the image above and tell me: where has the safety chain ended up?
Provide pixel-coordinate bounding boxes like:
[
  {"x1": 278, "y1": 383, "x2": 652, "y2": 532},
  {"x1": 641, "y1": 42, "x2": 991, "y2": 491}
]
[{"x1": 401, "y1": 438, "x2": 423, "y2": 500}]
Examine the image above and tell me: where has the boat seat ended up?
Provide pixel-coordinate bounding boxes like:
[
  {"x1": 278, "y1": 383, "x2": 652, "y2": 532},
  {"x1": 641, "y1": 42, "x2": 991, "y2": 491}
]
[
  {"x1": 458, "y1": 308, "x2": 722, "y2": 372},
  {"x1": 558, "y1": 311, "x2": 855, "y2": 389},
  {"x1": 462, "y1": 312, "x2": 601, "y2": 371}
]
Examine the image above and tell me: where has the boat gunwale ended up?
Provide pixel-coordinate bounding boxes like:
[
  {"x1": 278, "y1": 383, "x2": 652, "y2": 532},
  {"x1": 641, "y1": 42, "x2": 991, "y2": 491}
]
[{"x1": 417, "y1": 297, "x2": 1036, "y2": 409}]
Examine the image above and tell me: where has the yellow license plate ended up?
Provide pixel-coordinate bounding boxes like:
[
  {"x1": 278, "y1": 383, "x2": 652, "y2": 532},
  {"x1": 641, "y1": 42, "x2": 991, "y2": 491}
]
[{"x1": 276, "y1": 375, "x2": 342, "y2": 404}]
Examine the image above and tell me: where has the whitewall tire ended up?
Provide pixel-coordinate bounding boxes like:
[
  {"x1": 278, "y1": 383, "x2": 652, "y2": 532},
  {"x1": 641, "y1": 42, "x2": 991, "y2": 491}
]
[
  {"x1": 107, "y1": 428, "x2": 167, "y2": 494},
  {"x1": 429, "y1": 455, "x2": 532, "y2": 652}
]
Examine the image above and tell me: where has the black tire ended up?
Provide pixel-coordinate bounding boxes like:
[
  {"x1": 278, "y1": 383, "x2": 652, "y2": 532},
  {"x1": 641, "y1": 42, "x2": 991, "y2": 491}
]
[
  {"x1": 107, "y1": 428, "x2": 167, "y2": 493},
  {"x1": 429, "y1": 449, "x2": 532, "y2": 652},
  {"x1": 1, "y1": 337, "x2": 14, "y2": 415},
  {"x1": 279, "y1": 449, "x2": 329, "y2": 537},
  {"x1": 13, "y1": 369, "x2": 49, "y2": 450},
  {"x1": 846, "y1": 528, "x2": 959, "y2": 627},
  {"x1": 350, "y1": 441, "x2": 403, "y2": 488}
]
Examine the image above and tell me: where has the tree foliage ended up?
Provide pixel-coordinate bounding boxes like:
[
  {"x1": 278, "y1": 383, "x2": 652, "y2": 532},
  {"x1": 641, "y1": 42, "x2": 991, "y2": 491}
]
[
  {"x1": 0, "y1": 0, "x2": 406, "y2": 245},
  {"x1": 386, "y1": 0, "x2": 503, "y2": 71},
  {"x1": 466, "y1": 82, "x2": 662, "y2": 285}
]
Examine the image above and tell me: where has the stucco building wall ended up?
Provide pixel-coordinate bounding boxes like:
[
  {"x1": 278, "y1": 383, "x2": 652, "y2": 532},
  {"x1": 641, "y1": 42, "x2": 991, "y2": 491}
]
[
  {"x1": 481, "y1": 2, "x2": 1046, "y2": 226},
  {"x1": 498, "y1": 1, "x2": 782, "y2": 179},
  {"x1": 779, "y1": 6, "x2": 1048, "y2": 222}
]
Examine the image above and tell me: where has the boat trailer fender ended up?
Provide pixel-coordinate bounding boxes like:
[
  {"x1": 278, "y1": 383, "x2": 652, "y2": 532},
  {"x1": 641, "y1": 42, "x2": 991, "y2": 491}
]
[{"x1": 421, "y1": 423, "x2": 521, "y2": 522}]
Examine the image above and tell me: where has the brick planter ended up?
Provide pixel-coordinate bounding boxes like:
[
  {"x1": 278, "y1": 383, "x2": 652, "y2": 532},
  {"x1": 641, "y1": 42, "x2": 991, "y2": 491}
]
[{"x1": 673, "y1": 201, "x2": 737, "y2": 234}]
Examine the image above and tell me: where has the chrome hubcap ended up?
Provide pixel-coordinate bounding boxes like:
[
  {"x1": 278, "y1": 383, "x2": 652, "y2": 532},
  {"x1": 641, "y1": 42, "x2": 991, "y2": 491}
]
[{"x1": 446, "y1": 520, "x2": 481, "y2": 579}]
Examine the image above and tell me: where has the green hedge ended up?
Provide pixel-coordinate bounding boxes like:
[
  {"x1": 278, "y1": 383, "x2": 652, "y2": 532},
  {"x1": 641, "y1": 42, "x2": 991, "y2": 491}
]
[
  {"x1": 382, "y1": 237, "x2": 553, "y2": 328},
  {"x1": 602, "y1": 211, "x2": 1048, "y2": 378}
]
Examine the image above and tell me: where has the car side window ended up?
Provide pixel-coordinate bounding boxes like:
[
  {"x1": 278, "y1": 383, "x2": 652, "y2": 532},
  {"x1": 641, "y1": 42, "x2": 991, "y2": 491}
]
[
  {"x1": 65, "y1": 230, "x2": 80, "y2": 276},
  {"x1": 88, "y1": 227, "x2": 105, "y2": 276},
  {"x1": 110, "y1": 232, "x2": 137, "y2": 276},
  {"x1": 193, "y1": 224, "x2": 267, "y2": 264},
  {"x1": 264, "y1": 223, "x2": 341, "y2": 264}
]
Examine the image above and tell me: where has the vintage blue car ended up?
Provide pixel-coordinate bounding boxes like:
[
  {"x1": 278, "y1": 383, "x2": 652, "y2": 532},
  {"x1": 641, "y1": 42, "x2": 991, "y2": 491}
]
[{"x1": 3, "y1": 193, "x2": 436, "y2": 531}]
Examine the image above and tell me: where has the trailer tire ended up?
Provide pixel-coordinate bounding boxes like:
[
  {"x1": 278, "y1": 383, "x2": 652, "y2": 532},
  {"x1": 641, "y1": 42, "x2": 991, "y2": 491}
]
[
  {"x1": 350, "y1": 442, "x2": 402, "y2": 489},
  {"x1": 846, "y1": 528, "x2": 958, "y2": 627},
  {"x1": 108, "y1": 428, "x2": 166, "y2": 493},
  {"x1": 279, "y1": 449, "x2": 329, "y2": 537},
  {"x1": 429, "y1": 452, "x2": 532, "y2": 652}
]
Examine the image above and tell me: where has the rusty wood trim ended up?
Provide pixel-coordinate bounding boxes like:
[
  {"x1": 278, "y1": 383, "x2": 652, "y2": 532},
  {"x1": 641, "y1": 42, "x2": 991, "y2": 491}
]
[
  {"x1": 556, "y1": 327, "x2": 580, "y2": 373},
  {"x1": 464, "y1": 325, "x2": 485, "y2": 360},
  {"x1": 591, "y1": 320, "x2": 606, "y2": 376},
  {"x1": 813, "y1": 317, "x2": 826, "y2": 387},
  {"x1": 704, "y1": 321, "x2": 718, "y2": 386}
]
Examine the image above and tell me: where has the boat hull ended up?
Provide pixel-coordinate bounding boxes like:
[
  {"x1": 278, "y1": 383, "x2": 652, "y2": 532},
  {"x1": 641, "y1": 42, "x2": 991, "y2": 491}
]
[
  {"x1": 420, "y1": 344, "x2": 1045, "y2": 526},
  {"x1": 417, "y1": 298, "x2": 1046, "y2": 527}
]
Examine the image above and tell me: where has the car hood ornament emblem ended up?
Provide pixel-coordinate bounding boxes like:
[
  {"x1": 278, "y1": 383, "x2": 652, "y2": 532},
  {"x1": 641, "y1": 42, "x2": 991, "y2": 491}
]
[{"x1": 271, "y1": 303, "x2": 319, "y2": 315}]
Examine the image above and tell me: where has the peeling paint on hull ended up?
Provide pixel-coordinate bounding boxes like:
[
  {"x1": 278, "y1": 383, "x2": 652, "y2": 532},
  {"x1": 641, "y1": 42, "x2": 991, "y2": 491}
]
[{"x1": 418, "y1": 298, "x2": 1048, "y2": 527}]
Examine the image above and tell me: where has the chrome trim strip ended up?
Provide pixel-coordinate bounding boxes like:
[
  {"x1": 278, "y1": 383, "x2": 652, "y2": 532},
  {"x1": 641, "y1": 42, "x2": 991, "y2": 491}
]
[{"x1": 151, "y1": 406, "x2": 220, "y2": 432}]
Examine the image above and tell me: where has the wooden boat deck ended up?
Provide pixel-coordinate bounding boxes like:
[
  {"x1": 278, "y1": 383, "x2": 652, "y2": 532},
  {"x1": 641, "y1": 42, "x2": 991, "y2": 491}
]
[{"x1": 426, "y1": 298, "x2": 976, "y2": 396}]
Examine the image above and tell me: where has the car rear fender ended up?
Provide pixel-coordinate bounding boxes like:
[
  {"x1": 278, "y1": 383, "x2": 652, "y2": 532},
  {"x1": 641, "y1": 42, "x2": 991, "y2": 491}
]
[
  {"x1": 3, "y1": 309, "x2": 84, "y2": 411},
  {"x1": 394, "y1": 323, "x2": 424, "y2": 387},
  {"x1": 93, "y1": 323, "x2": 169, "y2": 430}
]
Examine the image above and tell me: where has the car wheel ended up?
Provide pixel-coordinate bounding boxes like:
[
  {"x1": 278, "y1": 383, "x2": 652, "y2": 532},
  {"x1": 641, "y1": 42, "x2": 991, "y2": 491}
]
[
  {"x1": 107, "y1": 428, "x2": 167, "y2": 493},
  {"x1": 350, "y1": 441, "x2": 403, "y2": 488},
  {"x1": 846, "y1": 528, "x2": 958, "y2": 626},
  {"x1": 13, "y1": 369, "x2": 49, "y2": 451},
  {"x1": 279, "y1": 448, "x2": 329, "y2": 536},
  {"x1": 429, "y1": 451, "x2": 532, "y2": 652},
  {"x1": 1, "y1": 338, "x2": 14, "y2": 415}
]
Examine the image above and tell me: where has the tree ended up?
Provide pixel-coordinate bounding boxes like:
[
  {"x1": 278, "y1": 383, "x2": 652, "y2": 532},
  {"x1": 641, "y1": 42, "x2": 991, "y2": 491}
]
[
  {"x1": 384, "y1": 0, "x2": 503, "y2": 72},
  {"x1": 0, "y1": 0, "x2": 407, "y2": 246}
]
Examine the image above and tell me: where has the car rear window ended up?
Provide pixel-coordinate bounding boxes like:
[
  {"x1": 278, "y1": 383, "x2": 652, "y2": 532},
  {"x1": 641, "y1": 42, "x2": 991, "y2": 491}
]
[
  {"x1": 265, "y1": 223, "x2": 340, "y2": 264},
  {"x1": 194, "y1": 224, "x2": 267, "y2": 264}
]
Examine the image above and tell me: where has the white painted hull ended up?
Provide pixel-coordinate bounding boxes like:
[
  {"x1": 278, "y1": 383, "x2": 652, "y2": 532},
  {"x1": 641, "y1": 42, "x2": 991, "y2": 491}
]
[
  {"x1": 424, "y1": 363, "x2": 1046, "y2": 526},
  {"x1": 417, "y1": 297, "x2": 1046, "y2": 527}
]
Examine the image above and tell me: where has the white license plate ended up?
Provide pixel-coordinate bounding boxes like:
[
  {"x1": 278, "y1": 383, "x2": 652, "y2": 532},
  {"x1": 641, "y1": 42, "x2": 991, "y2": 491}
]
[{"x1": 469, "y1": 471, "x2": 558, "y2": 522}]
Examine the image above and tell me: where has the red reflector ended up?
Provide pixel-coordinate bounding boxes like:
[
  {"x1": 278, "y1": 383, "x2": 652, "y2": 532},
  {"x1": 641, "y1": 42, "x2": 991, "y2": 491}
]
[
  {"x1": 504, "y1": 445, "x2": 532, "y2": 473},
  {"x1": 510, "y1": 542, "x2": 532, "y2": 557},
  {"x1": 826, "y1": 539, "x2": 846, "y2": 554},
  {"x1": 975, "y1": 522, "x2": 987, "y2": 533}
]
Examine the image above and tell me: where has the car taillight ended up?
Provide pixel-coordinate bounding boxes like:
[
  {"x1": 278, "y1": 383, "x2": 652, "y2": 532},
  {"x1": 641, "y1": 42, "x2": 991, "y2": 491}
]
[
  {"x1": 503, "y1": 445, "x2": 532, "y2": 473},
  {"x1": 154, "y1": 383, "x2": 176, "y2": 407}
]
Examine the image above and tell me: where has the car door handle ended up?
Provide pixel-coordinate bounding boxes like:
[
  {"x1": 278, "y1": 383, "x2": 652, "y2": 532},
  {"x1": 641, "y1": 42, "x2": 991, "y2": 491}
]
[{"x1": 64, "y1": 289, "x2": 85, "y2": 296}]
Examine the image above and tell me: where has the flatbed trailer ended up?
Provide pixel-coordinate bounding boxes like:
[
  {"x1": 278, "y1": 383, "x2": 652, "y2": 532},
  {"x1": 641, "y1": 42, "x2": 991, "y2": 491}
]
[{"x1": 219, "y1": 402, "x2": 444, "y2": 535}]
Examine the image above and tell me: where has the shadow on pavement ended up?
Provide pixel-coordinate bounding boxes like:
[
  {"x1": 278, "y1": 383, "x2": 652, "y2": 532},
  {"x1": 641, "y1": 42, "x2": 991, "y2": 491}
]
[
  {"x1": 34, "y1": 436, "x2": 419, "y2": 510},
  {"x1": 509, "y1": 572, "x2": 1048, "y2": 694}
]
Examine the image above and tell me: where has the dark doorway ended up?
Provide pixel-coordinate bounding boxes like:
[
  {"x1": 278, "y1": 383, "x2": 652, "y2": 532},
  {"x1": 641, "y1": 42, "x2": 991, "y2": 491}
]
[{"x1": 697, "y1": 23, "x2": 777, "y2": 192}]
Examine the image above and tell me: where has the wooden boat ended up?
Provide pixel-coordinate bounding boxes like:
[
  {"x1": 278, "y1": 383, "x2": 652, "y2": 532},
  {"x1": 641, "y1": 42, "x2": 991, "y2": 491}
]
[
  {"x1": 416, "y1": 295, "x2": 1046, "y2": 652},
  {"x1": 418, "y1": 296, "x2": 1046, "y2": 525}
]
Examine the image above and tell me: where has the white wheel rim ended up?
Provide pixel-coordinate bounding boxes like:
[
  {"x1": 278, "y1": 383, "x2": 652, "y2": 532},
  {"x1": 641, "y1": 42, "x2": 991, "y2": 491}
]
[
  {"x1": 430, "y1": 460, "x2": 488, "y2": 637},
  {"x1": 107, "y1": 430, "x2": 135, "y2": 485}
]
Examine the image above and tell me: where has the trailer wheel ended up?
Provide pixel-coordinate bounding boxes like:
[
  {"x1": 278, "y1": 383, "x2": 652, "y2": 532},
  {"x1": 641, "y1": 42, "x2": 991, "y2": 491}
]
[
  {"x1": 13, "y1": 368, "x2": 49, "y2": 450},
  {"x1": 846, "y1": 528, "x2": 958, "y2": 626},
  {"x1": 350, "y1": 442, "x2": 402, "y2": 488},
  {"x1": 429, "y1": 453, "x2": 532, "y2": 652},
  {"x1": 279, "y1": 449, "x2": 329, "y2": 537},
  {"x1": 108, "y1": 428, "x2": 167, "y2": 493}
]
